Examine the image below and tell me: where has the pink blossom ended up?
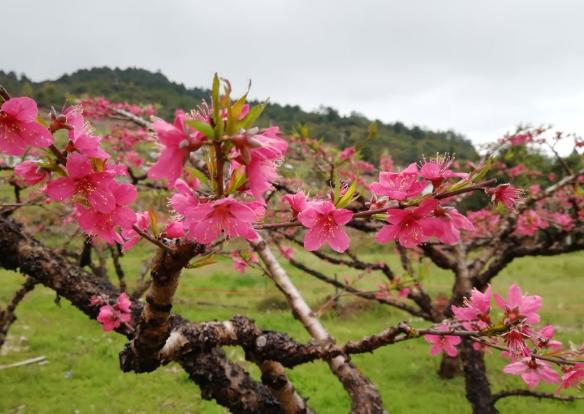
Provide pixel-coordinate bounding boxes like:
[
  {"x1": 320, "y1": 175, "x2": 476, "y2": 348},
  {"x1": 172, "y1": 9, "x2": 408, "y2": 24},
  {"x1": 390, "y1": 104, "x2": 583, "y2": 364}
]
[
  {"x1": 63, "y1": 106, "x2": 110, "y2": 159},
  {"x1": 148, "y1": 113, "x2": 206, "y2": 185},
  {"x1": 501, "y1": 325, "x2": 531, "y2": 357},
  {"x1": 184, "y1": 198, "x2": 258, "y2": 244},
  {"x1": 375, "y1": 198, "x2": 438, "y2": 248},
  {"x1": 170, "y1": 178, "x2": 199, "y2": 215},
  {"x1": 164, "y1": 220, "x2": 185, "y2": 238},
  {"x1": 379, "y1": 154, "x2": 394, "y2": 171},
  {"x1": 245, "y1": 156, "x2": 280, "y2": 199},
  {"x1": 125, "y1": 151, "x2": 144, "y2": 167},
  {"x1": 533, "y1": 325, "x2": 562, "y2": 352},
  {"x1": 232, "y1": 126, "x2": 288, "y2": 165},
  {"x1": 451, "y1": 286, "x2": 492, "y2": 328},
  {"x1": 487, "y1": 184, "x2": 522, "y2": 210},
  {"x1": 427, "y1": 206, "x2": 475, "y2": 245},
  {"x1": 398, "y1": 287, "x2": 411, "y2": 298},
  {"x1": 14, "y1": 160, "x2": 48, "y2": 185},
  {"x1": 369, "y1": 163, "x2": 426, "y2": 201},
  {"x1": 551, "y1": 212, "x2": 574, "y2": 232},
  {"x1": 467, "y1": 210, "x2": 501, "y2": 237},
  {"x1": 121, "y1": 211, "x2": 149, "y2": 251},
  {"x1": 297, "y1": 201, "x2": 353, "y2": 252},
  {"x1": 503, "y1": 357, "x2": 560, "y2": 388},
  {"x1": 419, "y1": 155, "x2": 468, "y2": 188},
  {"x1": 279, "y1": 245, "x2": 295, "y2": 259},
  {"x1": 116, "y1": 292, "x2": 132, "y2": 313},
  {"x1": 232, "y1": 127, "x2": 288, "y2": 199},
  {"x1": 231, "y1": 250, "x2": 257, "y2": 274},
  {"x1": 507, "y1": 163, "x2": 528, "y2": 178},
  {"x1": 76, "y1": 182, "x2": 137, "y2": 245},
  {"x1": 96, "y1": 293, "x2": 132, "y2": 332},
  {"x1": 423, "y1": 325, "x2": 461, "y2": 357},
  {"x1": 558, "y1": 363, "x2": 584, "y2": 392},
  {"x1": 283, "y1": 191, "x2": 308, "y2": 216},
  {"x1": 515, "y1": 210, "x2": 546, "y2": 237},
  {"x1": 528, "y1": 184, "x2": 541, "y2": 195},
  {"x1": 508, "y1": 133, "x2": 532, "y2": 146},
  {"x1": 494, "y1": 283, "x2": 542, "y2": 324},
  {"x1": 231, "y1": 251, "x2": 248, "y2": 273},
  {"x1": 339, "y1": 147, "x2": 356, "y2": 161},
  {"x1": 46, "y1": 153, "x2": 117, "y2": 213},
  {"x1": 0, "y1": 97, "x2": 53, "y2": 155}
]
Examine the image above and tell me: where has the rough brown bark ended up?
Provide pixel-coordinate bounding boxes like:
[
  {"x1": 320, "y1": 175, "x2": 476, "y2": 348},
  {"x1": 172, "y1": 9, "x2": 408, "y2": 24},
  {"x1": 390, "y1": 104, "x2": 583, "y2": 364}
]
[
  {"x1": 0, "y1": 216, "x2": 283, "y2": 414},
  {"x1": 460, "y1": 339, "x2": 498, "y2": 414},
  {"x1": 120, "y1": 241, "x2": 204, "y2": 372},
  {"x1": 438, "y1": 355, "x2": 462, "y2": 379}
]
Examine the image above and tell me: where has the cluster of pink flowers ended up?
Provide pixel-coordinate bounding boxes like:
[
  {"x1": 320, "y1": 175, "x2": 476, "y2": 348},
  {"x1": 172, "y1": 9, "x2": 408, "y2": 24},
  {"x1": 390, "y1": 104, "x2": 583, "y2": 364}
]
[
  {"x1": 424, "y1": 283, "x2": 584, "y2": 392},
  {"x1": 91, "y1": 293, "x2": 132, "y2": 332},
  {"x1": 44, "y1": 153, "x2": 137, "y2": 245},
  {"x1": 376, "y1": 199, "x2": 475, "y2": 247},
  {"x1": 78, "y1": 96, "x2": 156, "y2": 119},
  {"x1": 0, "y1": 96, "x2": 140, "y2": 247}
]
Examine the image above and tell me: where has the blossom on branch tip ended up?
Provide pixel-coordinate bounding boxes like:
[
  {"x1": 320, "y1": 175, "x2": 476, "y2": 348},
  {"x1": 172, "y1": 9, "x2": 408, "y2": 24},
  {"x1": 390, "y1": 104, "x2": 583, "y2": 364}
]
[
  {"x1": 487, "y1": 184, "x2": 522, "y2": 210},
  {"x1": 148, "y1": 113, "x2": 206, "y2": 185},
  {"x1": 558, "y1": 363, "x2": 584, "y2": 392},
  {"x1": 503, "y1": 357, "x2": 560, "y2": 389},
  {"x1": 494, "y1": 284, "x2": 542, "y2": 324},
  {"x1": 0, "y1": 97, "x2": 53, "y2": 156},
  {"x1": 419, "y1": 155, "x2": 468, "y2": 188},
  {"x1": 297, "y1": 201, "x2": 353, "y2": 252}
]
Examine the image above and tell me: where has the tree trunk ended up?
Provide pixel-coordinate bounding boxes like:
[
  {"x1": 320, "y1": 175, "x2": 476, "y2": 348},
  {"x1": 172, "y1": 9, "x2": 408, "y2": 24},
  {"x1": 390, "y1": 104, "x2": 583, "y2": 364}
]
[
  {"x1": 460, "y1": 339, "x2": 498, "y2": 414},
  {"x1": 438, "y1": 354, "x2": 462, "y2": 379}
]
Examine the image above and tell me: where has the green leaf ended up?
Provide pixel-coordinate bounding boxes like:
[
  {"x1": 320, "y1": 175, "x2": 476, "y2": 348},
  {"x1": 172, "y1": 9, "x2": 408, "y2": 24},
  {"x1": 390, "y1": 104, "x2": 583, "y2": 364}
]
[
  {"x1": 333, "y1": 172, "x2": 341, "y2": 204},
  {"x1": 185, "y1": 119, "x2": 215, "y2": 139},
  {"x1": 186, "y1": 253, "x2": 217, "y2": 269},
  {"x1": 239, "y1": 103, "x2": 266, "y2": 130},
  {"x1": 186, "y1": 166, "x2": 211, "y2": 189},
  {"x1": 335, "y1": 180, "x2": 357, "y2": 208},
  {"x1": 148, "y1": 209, "x2": 158, "y2": 237},
  {"x1": 211, "y1": 73, "x2": 220, "y2": 122},
  {"x1": 470, "y1": 158, "x2": 492, "y2": 182},
  {"x1": 227, "y1": 94, "x2": 248, "y2": 135},
  {"x1": 226, "y1": 166, "x2": 247, "y2": 194}
]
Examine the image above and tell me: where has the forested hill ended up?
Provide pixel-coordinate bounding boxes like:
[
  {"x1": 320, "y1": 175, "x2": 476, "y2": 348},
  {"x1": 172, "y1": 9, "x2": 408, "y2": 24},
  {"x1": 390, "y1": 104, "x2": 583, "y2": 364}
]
[{"x1": 0, "y1": 67, "x2": 478, "y2": 164}]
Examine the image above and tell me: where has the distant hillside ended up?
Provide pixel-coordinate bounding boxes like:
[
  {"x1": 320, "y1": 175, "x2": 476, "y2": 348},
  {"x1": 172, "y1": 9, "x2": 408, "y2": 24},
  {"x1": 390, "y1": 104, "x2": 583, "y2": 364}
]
[{"x1": 0, "y1": 67, "x2": 478, "y2": 164}]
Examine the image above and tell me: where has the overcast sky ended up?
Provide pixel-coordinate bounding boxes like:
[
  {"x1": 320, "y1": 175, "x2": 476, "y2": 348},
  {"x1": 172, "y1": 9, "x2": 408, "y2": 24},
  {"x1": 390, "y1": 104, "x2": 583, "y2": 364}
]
[{"x1": 2, "y1": 0, "x2": 583, "y2": 153}]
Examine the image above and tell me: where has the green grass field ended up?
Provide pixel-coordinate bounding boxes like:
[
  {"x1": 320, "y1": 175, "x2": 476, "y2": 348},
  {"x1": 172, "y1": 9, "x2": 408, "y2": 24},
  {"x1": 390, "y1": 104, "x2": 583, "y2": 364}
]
[{"x1": 1, "y1": 246, "x2": 582, "y2": 414}]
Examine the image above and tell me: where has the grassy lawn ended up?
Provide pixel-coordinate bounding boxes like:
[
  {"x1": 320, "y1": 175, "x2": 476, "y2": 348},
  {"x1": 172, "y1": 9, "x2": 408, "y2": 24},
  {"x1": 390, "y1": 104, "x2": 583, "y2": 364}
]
[{"x1": 0, "y1": 245, "x2": 582, "y2": 413}]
